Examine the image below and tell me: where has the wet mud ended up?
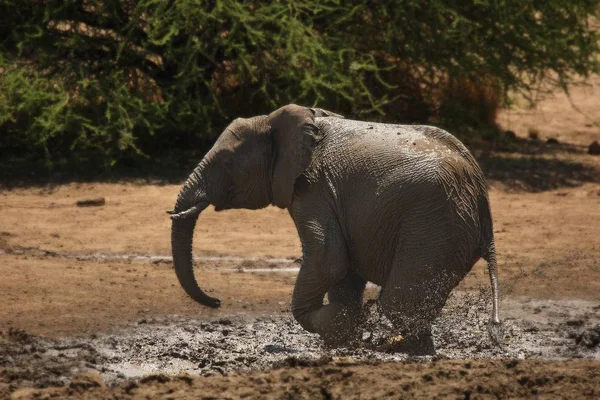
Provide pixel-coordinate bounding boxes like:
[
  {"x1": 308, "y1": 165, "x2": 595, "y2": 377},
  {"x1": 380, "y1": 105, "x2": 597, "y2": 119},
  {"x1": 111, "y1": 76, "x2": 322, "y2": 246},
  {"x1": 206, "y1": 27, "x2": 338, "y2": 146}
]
[{"x1": 2, "y1": 292, "x2": 598, "y2": 396}]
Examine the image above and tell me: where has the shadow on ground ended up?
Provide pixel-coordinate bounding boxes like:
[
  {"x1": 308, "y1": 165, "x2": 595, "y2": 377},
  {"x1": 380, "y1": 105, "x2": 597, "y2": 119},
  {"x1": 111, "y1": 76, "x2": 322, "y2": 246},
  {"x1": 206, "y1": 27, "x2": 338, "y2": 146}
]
[
  {"x1": 473, "y1": 138, "x2": 599, "y2": 192},
  {"x1": 478, "y1": 153, "x2": 599, "y2": 192},
  {"x1": 2, "y1": 136, "x2": 598, "y2": 192}
]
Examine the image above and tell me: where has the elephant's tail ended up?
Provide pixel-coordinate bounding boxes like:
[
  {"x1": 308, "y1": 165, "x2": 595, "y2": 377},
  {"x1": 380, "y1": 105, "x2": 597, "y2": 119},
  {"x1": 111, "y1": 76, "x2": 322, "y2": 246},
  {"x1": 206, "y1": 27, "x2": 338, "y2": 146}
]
[
  {"x1": 479, "y1": 193, "x2": 502, "y2": 345},
  {"x1": 482, "y1": 241, "x2": 503, "y2": 346},
  {"x1": 482, "y1": 240, "x2": 500, "y2": 326}
]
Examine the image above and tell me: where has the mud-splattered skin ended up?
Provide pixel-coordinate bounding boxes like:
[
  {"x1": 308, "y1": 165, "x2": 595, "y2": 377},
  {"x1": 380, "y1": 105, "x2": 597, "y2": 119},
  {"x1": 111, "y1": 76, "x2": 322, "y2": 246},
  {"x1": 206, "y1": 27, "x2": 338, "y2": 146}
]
[
  {"x1": 289, "y1": 118, "x2": 498, "y2": 352},
  {"x1": 171, "y1": 104, "x2": 499, "y2": 355}
]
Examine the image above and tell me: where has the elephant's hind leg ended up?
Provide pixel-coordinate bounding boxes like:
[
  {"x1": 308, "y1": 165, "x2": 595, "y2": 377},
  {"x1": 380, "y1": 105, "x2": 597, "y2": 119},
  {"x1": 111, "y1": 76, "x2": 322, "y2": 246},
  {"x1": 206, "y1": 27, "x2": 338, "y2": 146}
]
[{"x1": 379, "y1": 245, "x2": 471, "y2": 356}]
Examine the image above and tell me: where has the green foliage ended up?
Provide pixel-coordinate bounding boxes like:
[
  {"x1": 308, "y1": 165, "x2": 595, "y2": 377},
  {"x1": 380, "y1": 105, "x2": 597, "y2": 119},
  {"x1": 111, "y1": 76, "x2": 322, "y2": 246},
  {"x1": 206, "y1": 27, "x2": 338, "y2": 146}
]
[{"x1": 1, "y1": 0, "x2": 599, "y2": 177}]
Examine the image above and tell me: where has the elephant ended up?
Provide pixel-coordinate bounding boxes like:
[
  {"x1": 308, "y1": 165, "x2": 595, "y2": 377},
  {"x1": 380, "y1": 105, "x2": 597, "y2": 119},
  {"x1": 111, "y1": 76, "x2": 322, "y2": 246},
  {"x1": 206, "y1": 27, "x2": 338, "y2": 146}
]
[{"x1": 169, "y1": 104, "x2": 500, "y2": 355}]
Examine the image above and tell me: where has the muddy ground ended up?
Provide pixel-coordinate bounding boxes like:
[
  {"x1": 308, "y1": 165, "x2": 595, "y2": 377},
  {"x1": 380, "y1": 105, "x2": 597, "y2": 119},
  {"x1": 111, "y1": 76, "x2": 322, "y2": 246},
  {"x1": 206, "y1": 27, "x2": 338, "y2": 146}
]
[{"x1": 1, "y1": 81, "x2": 600, "y2": 398}]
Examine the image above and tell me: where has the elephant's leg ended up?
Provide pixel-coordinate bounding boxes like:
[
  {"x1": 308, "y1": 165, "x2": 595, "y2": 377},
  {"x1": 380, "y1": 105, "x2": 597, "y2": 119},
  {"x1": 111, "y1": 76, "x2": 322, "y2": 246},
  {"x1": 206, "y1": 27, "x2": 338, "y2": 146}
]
[
  {"x1": 328, "y1": 270, "x2": 367, "y2": 313},
  {"x1": 379, "y1": 271, "x2": 442, "y2": 355},
  {"x1": 290, "y1": 208, "x2": 357, "y2": 346},
  {"x1": 327, "y1": 271, "x2": 367, "y2": 341},
  {"x1": 293, "y1": 267, "x2": 360, "y2": 347},
  {"x1": 379, "y1": 245, "x2": 471, "y2": 356}
]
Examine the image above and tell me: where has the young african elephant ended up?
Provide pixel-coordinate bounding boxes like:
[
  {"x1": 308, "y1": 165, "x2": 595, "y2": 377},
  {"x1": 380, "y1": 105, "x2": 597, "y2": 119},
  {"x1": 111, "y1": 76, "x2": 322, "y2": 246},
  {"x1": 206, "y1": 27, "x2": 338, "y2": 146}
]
[{"x1": 170, "y1": 104, "x2": 500, "y2": 355}]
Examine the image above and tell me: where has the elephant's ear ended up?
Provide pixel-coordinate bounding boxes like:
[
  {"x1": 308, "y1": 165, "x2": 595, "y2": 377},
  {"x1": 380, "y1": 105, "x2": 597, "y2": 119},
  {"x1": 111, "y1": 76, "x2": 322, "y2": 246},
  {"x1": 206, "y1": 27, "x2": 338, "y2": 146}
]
[
  {"x1": 268, "y1": 104, "x2": 340, "y2": 209},
  {"x1": 310, "y1": 107, "x2": 344, "y2": 119}
]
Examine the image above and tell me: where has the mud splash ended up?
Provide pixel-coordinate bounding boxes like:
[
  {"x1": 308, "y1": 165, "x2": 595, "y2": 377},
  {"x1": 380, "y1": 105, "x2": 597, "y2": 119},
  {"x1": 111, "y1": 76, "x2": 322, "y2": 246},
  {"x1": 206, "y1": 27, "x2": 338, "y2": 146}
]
[{"x1": 3, "y1": 294, "x2": 598, "y2": 392}]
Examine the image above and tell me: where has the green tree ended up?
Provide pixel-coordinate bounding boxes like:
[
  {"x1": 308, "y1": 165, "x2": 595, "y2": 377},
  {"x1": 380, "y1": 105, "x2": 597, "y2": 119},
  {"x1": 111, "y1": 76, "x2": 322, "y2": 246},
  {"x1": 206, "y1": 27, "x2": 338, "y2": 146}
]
[{"x1": 1, "y1": 0, "x2": 598, "y2": 177}]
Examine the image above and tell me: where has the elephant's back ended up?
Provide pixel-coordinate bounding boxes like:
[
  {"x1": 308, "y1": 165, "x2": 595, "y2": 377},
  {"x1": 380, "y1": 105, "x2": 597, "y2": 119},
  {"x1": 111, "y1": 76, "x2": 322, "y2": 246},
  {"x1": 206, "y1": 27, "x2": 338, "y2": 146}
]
[{"x1": 315, "y1": 117, "x2": 486, "y2": 189}]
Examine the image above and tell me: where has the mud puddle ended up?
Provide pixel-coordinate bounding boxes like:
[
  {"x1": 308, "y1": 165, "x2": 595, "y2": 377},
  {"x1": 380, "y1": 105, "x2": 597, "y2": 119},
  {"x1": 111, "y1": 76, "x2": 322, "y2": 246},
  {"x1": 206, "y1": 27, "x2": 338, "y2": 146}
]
[{"x1": 2, "y1": 294, "x2": 598, "y2": 392}]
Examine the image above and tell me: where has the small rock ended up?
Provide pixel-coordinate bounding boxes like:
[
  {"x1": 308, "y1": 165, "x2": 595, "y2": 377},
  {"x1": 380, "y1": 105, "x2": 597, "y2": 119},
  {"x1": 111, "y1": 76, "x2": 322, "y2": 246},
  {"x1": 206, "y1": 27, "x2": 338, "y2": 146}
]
[
  {"x1": 546, "y1": 138, "x2": 559, "y2": 145},
  {"x1": 76, "y1": 198, "x2": 106, "y2": 207},
  {"x1": 264, "y1": 344, "x2": 288, "y2": 354},
  {"x1": 588, "y1": 140, "x2": 600, "y2": 155},
  {"x1": 504, "y1": 130, "x2": 517, "y2": 140}
]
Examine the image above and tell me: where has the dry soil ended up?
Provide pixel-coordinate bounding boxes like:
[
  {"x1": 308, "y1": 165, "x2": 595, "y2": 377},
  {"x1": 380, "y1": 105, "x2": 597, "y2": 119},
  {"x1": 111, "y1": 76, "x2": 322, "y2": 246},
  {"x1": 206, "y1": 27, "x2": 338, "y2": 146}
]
[{"x1": 1, "y1": 80, "x2": 600, "y2": 399}]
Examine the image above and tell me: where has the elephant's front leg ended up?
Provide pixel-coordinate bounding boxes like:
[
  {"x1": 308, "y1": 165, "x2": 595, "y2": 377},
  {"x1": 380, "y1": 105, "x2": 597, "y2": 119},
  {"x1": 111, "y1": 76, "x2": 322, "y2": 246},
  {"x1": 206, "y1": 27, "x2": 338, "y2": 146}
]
[
  {"x1": 327, "y1": 271, "x2": 367, "y2": 339},
  {"x1": 290, "y1": 214, "x2": 359, "y2": 346}
]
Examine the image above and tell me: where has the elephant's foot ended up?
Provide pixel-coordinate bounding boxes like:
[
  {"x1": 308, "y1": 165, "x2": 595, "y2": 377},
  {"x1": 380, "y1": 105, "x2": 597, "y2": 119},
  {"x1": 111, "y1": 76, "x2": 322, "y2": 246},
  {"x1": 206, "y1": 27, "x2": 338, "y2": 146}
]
[
  {"x1": 388, "y1": 331, "x2": 435, "y2": 356},
  {"x1": 321, "y1": 327, "x2": 362, "y2": 349},
  {"x1": 305, "y1": 303, "x2": 362, "y2": 348}
]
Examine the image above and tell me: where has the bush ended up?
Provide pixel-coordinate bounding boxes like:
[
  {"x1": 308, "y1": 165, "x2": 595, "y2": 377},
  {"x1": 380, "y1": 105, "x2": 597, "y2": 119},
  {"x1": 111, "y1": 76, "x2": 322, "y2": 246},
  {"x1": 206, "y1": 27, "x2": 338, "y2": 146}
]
[{"x1": 1, "y1": 0, "x2": 599, "y2": 178}]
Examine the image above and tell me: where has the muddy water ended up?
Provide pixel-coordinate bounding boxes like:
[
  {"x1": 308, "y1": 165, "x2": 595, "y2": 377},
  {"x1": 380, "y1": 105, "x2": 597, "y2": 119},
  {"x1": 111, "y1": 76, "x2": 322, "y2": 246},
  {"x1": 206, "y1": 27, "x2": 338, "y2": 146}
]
[
  {"x1": 3, "y1": 293, "x2": 598, "y2": 390},
  {"x1": 94, "y1": 295, "x2": 599, "y2": 383}
]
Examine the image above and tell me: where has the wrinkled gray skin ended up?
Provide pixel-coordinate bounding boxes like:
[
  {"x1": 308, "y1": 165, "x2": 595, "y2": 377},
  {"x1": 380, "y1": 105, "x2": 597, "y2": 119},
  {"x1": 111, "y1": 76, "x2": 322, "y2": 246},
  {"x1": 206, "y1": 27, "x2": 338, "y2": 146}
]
[{"x1": 170, "y1": 104, "x2": 500, "y2": 355}]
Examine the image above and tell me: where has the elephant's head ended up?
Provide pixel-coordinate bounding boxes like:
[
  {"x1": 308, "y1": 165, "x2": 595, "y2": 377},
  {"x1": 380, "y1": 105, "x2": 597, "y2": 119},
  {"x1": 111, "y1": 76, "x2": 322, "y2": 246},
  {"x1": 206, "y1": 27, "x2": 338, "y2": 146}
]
[{"x1": 169, "y1": 104, "x2": 341, "y2": 308}]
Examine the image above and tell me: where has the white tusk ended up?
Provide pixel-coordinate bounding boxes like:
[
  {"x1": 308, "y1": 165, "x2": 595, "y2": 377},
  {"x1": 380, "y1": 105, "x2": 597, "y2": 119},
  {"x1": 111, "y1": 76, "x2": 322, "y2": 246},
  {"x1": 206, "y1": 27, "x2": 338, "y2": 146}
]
[{"x1": 169, "y1": 203, "x2": 206, "y2": 220}]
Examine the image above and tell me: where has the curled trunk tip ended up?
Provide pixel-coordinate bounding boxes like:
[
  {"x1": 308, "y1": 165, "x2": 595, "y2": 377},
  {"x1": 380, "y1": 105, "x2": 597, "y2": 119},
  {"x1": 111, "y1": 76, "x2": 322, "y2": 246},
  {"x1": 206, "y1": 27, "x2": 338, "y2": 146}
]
[{"x1": 171, "y1": 198, "x2": 220, "y2": 308}]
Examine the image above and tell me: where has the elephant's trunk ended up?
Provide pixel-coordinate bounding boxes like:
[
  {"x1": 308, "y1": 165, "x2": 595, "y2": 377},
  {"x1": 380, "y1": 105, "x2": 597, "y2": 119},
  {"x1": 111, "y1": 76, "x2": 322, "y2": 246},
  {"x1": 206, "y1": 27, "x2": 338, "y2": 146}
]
[{"x1": 170, "y1": 166, "x2": 221, "y2": 308}]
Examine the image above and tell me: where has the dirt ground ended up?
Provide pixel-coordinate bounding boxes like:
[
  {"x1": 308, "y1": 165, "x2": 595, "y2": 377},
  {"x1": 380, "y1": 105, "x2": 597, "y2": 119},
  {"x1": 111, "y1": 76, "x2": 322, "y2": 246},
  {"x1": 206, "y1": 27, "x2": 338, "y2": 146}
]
[{"x1": 1, "y1": 80, "x2": 600, "y2": 398}]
